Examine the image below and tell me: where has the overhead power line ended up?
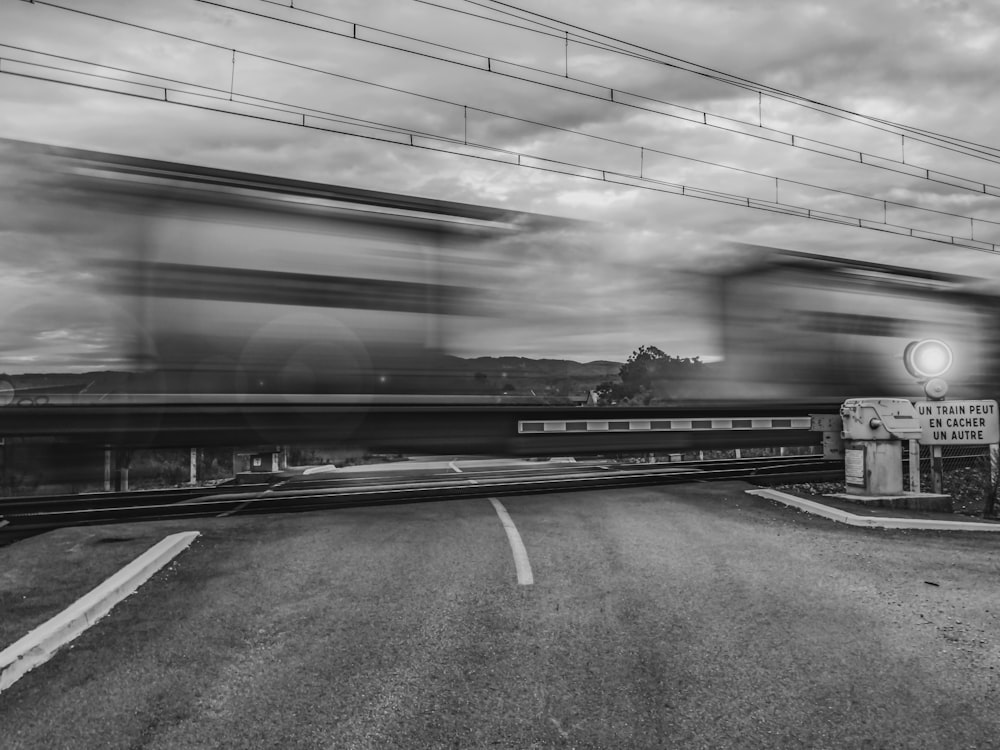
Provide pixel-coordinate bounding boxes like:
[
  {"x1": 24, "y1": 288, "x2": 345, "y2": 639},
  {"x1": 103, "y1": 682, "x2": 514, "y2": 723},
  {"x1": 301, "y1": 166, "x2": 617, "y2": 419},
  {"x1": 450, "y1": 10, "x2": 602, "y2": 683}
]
[
  {"x1": 2, "y1": 47, "x2": 997, "y2": 256},
  {"x1": 183, "y1": 0, "x2": 1000, "y2": 200},
  {"x1": 4, "y1": 8, "x2": 998, "y2": 230},
  {"x1": 442, "y1": 0, "x2": 1000, "y2": 160},
  {"x1": 28, "y1": 0, "x2": 995, "y2": 208}
]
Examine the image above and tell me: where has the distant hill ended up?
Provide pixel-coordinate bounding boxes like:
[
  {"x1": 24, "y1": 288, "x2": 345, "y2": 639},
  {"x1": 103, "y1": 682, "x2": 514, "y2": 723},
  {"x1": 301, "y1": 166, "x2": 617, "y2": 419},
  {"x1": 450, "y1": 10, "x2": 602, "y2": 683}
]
[
  {"x1": 453, "y1": 356, "x2": 621, "y2": 378},
  {"x1": 456, "y1": 357, "x2": 622, "y2": 377},
  {"x1": 441, "y1": 356, "x2": 621, "y2": 397}
]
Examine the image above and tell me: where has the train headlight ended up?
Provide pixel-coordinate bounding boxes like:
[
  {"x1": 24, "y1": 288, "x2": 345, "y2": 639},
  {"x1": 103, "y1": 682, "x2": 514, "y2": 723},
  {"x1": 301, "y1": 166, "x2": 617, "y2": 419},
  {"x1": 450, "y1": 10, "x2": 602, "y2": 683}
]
[{"x1": 903, "y1": 338, "x2": 953, "y2": 380}]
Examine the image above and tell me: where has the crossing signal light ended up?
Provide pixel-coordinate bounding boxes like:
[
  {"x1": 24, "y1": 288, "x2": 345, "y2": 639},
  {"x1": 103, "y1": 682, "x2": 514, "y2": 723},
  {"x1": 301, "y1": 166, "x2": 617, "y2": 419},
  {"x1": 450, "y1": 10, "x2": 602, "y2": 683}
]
[{"x1": 903, "y1": 338, "x2": 953, "y2": 380}]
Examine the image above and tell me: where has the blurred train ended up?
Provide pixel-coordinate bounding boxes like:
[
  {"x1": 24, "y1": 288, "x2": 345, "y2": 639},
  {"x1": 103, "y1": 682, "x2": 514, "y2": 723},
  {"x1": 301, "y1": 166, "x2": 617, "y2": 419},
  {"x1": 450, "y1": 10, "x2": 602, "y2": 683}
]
[
  {"x1": 1, "y1": 138, "x2": 563, "y2": 403},
  {"x1": 697, "y1": 244, "x2": 1000, "y2": 403},
  {"x1": 2, "y1": 139, "x2": 999, "y2": 410}
]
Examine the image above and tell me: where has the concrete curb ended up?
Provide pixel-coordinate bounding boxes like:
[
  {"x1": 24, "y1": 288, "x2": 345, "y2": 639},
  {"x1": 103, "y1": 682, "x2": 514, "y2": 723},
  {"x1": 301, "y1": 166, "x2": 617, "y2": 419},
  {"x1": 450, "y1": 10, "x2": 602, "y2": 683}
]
[
  {"x1": 746, "y1": 489, "x2": 1000, "y2": 532},
  {"x1": 0, "y1": 531, "x2": 200, "y2": 693}
]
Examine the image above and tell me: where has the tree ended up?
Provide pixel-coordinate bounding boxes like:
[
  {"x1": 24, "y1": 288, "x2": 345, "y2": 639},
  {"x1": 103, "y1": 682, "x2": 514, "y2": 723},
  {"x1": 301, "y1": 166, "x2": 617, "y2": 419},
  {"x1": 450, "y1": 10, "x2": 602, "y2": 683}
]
[
  {"x1": 597, "y1": 345, "x2": 706, "y2": 404},
  {"x1": 618, "y1": 345, "x2": 667, "y2": 395}
]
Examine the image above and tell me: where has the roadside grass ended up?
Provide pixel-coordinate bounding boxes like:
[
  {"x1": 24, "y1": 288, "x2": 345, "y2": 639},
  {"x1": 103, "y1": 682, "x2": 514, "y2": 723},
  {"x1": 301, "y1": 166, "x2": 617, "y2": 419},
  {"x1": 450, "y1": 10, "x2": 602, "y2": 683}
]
[{"x1": 775, "y1": 453, "x2": 997, "y2": 519}]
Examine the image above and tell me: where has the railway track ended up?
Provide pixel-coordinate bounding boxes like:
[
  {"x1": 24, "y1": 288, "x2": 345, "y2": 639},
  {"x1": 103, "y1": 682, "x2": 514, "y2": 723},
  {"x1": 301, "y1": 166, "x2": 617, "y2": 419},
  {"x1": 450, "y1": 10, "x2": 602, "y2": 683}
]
[{"x1": 0, "y1": 455, "x2": 842, "y2": 540}]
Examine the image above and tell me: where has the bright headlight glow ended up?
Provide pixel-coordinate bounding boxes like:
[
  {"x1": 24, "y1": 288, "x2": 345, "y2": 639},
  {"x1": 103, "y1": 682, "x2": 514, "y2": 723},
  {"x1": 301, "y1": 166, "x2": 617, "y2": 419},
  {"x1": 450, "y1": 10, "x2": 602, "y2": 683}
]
[
  {"x1": 903, "y1": 339, "x2": 953, "y2": 379},
  {"x1": 916, "y1": 345, "x2": 949, "y2": 374}
]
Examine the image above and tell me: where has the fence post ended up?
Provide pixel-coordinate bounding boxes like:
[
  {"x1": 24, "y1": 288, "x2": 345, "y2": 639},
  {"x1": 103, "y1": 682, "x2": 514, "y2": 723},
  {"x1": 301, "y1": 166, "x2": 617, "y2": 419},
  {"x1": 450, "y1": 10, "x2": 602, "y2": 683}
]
[
  {"x1": 104, "y1": 445, "x2": 112, "y2": 491},
  {"x1": 908, "y1": 439, "x2": 920, "y2": 493},
  {"x1": 986, "y1": 443, "x2": 999, "y2": 517},
  {"x1": 930, "y1": 445, "x2": 944, "y2": 494},
  {"x1": 114, "y1": 449, "x2": 130, "y2": 492}
]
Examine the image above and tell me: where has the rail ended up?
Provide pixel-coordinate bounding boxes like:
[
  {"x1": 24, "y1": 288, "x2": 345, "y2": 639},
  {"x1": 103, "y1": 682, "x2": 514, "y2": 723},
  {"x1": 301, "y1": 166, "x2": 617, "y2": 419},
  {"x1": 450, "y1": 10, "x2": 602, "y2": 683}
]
[{"x1": 0, "y1": 455, "x2": 842, "y2": 536}]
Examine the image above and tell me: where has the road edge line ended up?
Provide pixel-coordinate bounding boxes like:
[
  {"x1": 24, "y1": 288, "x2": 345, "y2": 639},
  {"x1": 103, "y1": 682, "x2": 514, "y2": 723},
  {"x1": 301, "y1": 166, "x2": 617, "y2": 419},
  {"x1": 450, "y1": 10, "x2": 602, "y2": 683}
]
[
  {"x1": 0, "y1": 531, "x2": 200, "y2": 693},
  {"x1": 489, "y1": 497, "x2": 534, "y2": 585},
  {"x1": 746, "y1": 489, "x2": 1000, "y2": 531}
]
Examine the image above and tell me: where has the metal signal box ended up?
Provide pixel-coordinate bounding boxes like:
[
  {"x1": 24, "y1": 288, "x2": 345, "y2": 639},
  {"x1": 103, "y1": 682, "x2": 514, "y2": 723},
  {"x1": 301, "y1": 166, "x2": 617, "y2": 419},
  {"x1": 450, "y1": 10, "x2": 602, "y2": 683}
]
[
  {"x1": 839, "y1": 398, "x2": 922, "y2": 497},
  {"x1": 840, "y1": 398, "x2": 922, "y2": 441}
]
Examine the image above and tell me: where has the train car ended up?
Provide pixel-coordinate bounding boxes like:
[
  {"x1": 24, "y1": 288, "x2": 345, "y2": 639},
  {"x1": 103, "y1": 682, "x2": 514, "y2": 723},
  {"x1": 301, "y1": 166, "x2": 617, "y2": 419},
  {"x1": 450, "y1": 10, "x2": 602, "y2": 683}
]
[
  {"x1": 705, "y1": 244, "x2": 1000, "y2": 402},
  {"x1": 3, "y1": 139, "x2": 561, "y2": 403},
  {"x1": 8, "y1": 140, "x2": 996, "y2": 414}
]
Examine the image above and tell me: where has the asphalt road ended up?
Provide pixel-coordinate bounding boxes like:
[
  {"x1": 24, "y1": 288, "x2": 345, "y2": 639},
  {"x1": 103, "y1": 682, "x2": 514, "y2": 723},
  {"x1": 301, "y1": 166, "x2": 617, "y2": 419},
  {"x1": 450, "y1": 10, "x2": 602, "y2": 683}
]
[{"x1": 3, "y1": 481, "x2": 1000, "y2": 748}]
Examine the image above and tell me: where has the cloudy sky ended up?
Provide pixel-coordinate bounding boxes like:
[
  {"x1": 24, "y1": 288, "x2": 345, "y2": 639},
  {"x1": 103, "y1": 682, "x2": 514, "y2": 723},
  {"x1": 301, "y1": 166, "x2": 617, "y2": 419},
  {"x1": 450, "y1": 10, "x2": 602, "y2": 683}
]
[{"x1": 2, "y1": 0, "x2": 1000, "y2": 370}]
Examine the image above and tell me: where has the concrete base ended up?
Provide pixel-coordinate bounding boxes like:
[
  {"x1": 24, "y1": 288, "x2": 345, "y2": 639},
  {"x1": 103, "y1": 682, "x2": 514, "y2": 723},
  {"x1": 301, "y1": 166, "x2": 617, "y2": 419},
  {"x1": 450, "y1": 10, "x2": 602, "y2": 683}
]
[
  {"x1": 749, "y1": 489, "x2": 1000, "y2": 531},
  {"x1": 844, "y1": 440, "x2": 904, "y2": 496},
  {"x1": 825, "y1": 492, "x2": 953, "y2": 513}
]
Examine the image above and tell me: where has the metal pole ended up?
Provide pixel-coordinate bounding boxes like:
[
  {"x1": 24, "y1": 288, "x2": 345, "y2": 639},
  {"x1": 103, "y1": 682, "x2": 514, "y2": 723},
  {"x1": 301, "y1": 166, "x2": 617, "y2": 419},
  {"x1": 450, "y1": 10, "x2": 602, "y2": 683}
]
[
  {"x1": 114, "y1": 449, "x2": 130, "y2": 492},
  {"x1": 908, "y1": 438, "x2": 920, "y2": 493},
  {"x1": 930, "y1": 445, "x2": 944, "y2": 494},
  {"x1": 987, "y1": 443, "x2": 999, "y2": 517},
  {"x1": 104, "y1": 446, "x2": 112, "y2": 491}
]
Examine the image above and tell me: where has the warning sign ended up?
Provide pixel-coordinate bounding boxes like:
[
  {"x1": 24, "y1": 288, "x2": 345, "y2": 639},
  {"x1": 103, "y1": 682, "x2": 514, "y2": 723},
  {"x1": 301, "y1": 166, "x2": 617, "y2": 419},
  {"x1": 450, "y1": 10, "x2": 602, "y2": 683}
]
[
  {"x1": 916, "y1": 399, "x2": 999, "y2": 445},
  {"x1": 845, "y1": 449, "x2": 865, "y2": 486}
]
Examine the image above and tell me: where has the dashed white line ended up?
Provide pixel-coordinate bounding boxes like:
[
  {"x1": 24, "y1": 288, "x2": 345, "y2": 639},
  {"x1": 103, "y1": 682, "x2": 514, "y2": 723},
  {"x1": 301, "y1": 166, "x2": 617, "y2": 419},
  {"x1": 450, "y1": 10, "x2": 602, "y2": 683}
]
[
  {"x1": 489, "y1": 497, "x2": 533, "y2": 586},
  {"x1": 449, "y1": 461, "x2": 463, "y2": 473}
]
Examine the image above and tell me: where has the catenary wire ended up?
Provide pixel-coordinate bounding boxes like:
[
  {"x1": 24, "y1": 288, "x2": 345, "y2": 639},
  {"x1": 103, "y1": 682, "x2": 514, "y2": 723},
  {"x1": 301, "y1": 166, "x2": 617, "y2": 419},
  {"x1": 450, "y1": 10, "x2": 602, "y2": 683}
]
[
  {"x1": 2, "y1": 50, "x2": 996, "y2": 256},
  {"x1": 6, "y1": 4, "x2": 1000, "y2": 230},
  {"x1": 448, "y1": 0, "x2": 1000, "y2": 159},
  {"x1": 3, "y1": 21, "x2": 997, "y2": 232},
  {"x1": 188, "y1": 0, "x2": 1000, "y2": 197}
]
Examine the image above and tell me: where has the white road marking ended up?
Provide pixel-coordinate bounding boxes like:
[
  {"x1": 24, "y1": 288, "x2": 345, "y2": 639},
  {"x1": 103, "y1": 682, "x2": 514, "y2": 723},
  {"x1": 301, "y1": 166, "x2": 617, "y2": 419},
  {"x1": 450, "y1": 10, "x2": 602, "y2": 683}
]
[
  {"x1": 489, "y1": 497, "x2": 533, "y2": 585},
  {"x1": 303, "y1": 465, "x2": 339, "y2": 475},
  {"x1": 449, "y1": 461, "x2": 463, "y2": 473},
  {"x1": 747, "y1": 488, "x2": 1000, "y2": 531},
  {"x1": 0, "y1": 519, "x2": 8, "y2": 529},
  {"x1": 0, "y1": 531, "x2": 199, "y2": 693}
]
